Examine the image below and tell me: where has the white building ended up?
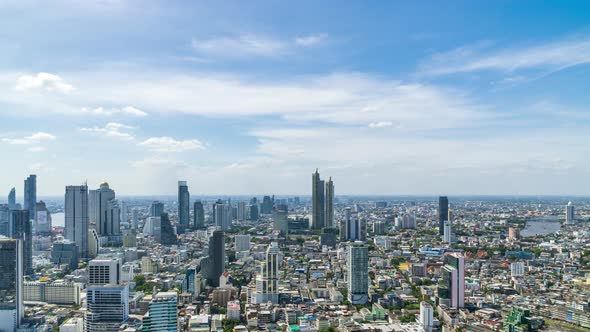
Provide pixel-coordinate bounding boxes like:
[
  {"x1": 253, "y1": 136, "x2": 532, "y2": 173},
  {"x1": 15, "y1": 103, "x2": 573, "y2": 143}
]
[
  {"x1": 227, "y1": 300, "x2": 241, "y2": 321},
  {"x1": 566, "y1": 202, "x2": 575, "y2": 224},
  {"x1": 443, "y1": 221, "x2": 452, "y2": 244},
  {"x1": 420, "y1": 302, "x2": 434, "y2": 332},
  {"x1": 234, "y1": 235, "x2": 251, "y2": 252},
  {"x1": 510, "y1": 262, "x2": 525, "y2": 277},
  {"x1": 253, "y1": 242, "x2": 281, "y2": 304},
  {"x1": 24, "y1": 281, "x2": 81, "y2": 305},
  {"x1": 88, "y1": 258, "x2": 120, "y2": 285},
  {"x1": 85, "y1": 284, "x2": 129, "y2": 332},
  {"x1": 60, "y1": 317, "x2": 83, "y2": 332}
]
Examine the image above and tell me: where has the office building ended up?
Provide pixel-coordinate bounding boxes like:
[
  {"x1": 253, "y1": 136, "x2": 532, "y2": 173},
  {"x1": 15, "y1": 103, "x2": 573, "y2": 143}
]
[
  {"x1": 237, "y1": 201, "x2": 246, "y2": 221},
  {"x1": 347, "y1": 242, "x2": 368, "y2": 304},
  {"x1": 373, "y1": 220, "x2": 385, "y2": 235},
  {"x1": 10, "y1": 210, "x2": 33, "y2": 275},
  {"x1": 215, "y1": 203, "x2": 231, "y2": 230},
  {"x1": 132, "y1": 208, "x2": 139, "y2": 230},
  {"x1": 261, "y1": 196, "x2": 273, "y2": 214},
  {"x1": 438, "y1": 196, "x2": 449, "y2": 235},
  {"x1": 0, "y1": 238, "x2": 23, "y2": 332},
  {"x1": 193, "y1": 200, "x2": 205, "y2": 229},
  {"x1": 395, "y1": 214, "x2": 416, "y2": 229},
  {"x1": 511, "y1": 262, "x2": 525, "y2": 277},
  {"x1": 200, "y1": 230, "x2": 225, "y2": 287},
  {"x1": 23, "y1": 281, "x2": 81, "y2": 305},
  {"x1": 234, "y1": 234, "x2": 251, "y2": 252},
  {"x1": 23, "y1": 174, "x2": 36, "y2": 222},
  {"x1": 89, "y1": 182, "x2": 116, "y2": 236},
  {"x1": 249, "y1": 204, "x2": 259, "y2": 221},
  {"x1": 341, "y1": 207, "x2": 366, "y2": 242},
  {"x1": 272, "y1": 205, "x2": 288, "y2": 235},
  {"x1": 566, "y1": 201, "x2": 575, "y2": 224},
  {"x1": 150, "y1": 201, "x2": 164, "y2": 218},
  {"x1": 51, "y1": 241, "x2": 79, "y2": 270},
  {"x1": 8, "y1": 188, "x2": 16, "y2": 210},
  {"x1": 85, "y1": 284, "x2": 129, "y2": 332},
  {"x1": 443, "y1": 221, "x2": 452, "y2": 244},
  {"x1": 311, "y1": 169, "x2": 325, "y2": 229},
  {"x1": 159, "y1": 213, "x2": 177, "y2": 245},
  {"x1": 438, "y1": 253, "x2": 465, "y2": 308},
  {"x1": 0, "y1": 205, "x2": 9, "y2": 237},
  {"x1": 105, "y1": 199, "x2": 121, "y2": 236},
  {"x1": 178, "y1": 181, "x2": 190, "y2": 228},
  {"x1": 88, "y1": 229, "x2": 100, "y2": 258},
  {"x1": 325, "y1": 177, "x2": 334, "y2": 228},
  {"x1": 142, "y1": 292, "x2": 178, "y2": 332},
  {"x1": 88, "y1": 258, "x2": 120, "y2": 285},
  {"x1": 60, "y1": 317, "x2": 83, "y2": 332},
  {"x1": 182, "y1": 267, "x2": 198, "y2": 295},
  {"x1": 508, "y1": 227, "x2": 520, "y2": 240},
  {"x1": 35, "y1": 200, "x2": 52, "y2": 234},
  {"x1": 253, "y1": 242, "x2": 281, "y2": 304},
  {"x1": 227, "y1": 300, "x2": 241, "y2": 321},
  {"x1": 65, "y1": 185, "x2": 89, "y2": 258},
  {"x1": 420, "y1": 302, "x2": 434, "y2": 332}
]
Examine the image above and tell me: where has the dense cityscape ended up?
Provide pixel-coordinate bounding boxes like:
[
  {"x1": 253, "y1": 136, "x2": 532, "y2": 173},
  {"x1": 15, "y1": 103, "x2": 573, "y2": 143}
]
[{"x1": 1, "y1": 171, "x2": 589, "y2": 332}]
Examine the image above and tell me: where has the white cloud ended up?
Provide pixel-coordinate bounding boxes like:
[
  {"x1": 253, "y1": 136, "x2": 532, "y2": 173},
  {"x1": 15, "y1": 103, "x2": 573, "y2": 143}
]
[
  {"x1": 78, "y1": 122, "x2": 135, "y2": 140},
  {"x1": 79, "y1": 105, "x2": 147, "y2": 117},
  {"x1": 368, "y1": 121, "x2": 393, "y2": 128},
  {"x1": 138, "y1": 136, "x2": 204, "y2": 152},
  {"x1": 28, "y1": 146, "x2": 46, "y2": 152},
  {"x1": 420, "y1": 37, "x2": 590, "y2": 76},
  {"x1": 2, "y1": 131, "x2": 56, "y2": 145},
  {"x1": 15, "y1": 72, "x2": 74, "y2": 93},
  {"x1": 295, "y1": 33, "x2": 328, "y2": 47},
  {"x1": 192, "y1": 34, "x2": 287, "y2": 57}
]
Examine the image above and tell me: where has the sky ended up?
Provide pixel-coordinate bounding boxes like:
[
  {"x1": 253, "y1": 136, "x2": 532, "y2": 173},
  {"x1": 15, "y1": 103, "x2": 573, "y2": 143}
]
[{"x1": 2, "y1": 0, "x2": 590, "y2": 196}]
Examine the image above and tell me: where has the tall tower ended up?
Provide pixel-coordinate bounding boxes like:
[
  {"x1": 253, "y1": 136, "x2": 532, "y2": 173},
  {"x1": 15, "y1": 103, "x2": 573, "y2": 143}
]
[
  {"x1": 215, "y1": 203, "x2": 231, "y2": 230},
  {"x1": 347, "y1": 242, "x2": 368, "y2": 304},
  {"x1": 341, "y1": 207, "x2": 365, "y2": 242},
  {"x1": 438, "y1": 196, "x2": 449, "y2": 236},
  {"x1": 325, "y1": 177, "x2": 334, "y2": 228},
  {"x1": 193, "y1": 200, "x2": 205, "y2": 229},
  {"x1": 443, "y1": 221, "x2": 452, "y2": 244},
  {"x1": 0, "y1": 238, "x2": 23, "y2": 331},
  {"x1": 142, "y1": 292, "x2": 178, "y2": 332},
  {"x1": 150, "y1": 201, "x2": 164, "y2": 217},
  {"x1": 85, "y1": 285, "x2": 129, "y2": 332},
  {"x1": 178, "y1": 181, "x2": 190, "y2": 229},
  {"x1": 7, "y1": 188, "x2": 16, "y2": 210},
  {"x1": 312, "y1": 169, "x2": 325, "y2": 229},
  {"x1": 200, "y1": 230, "x2": 225, "y2": 287},
  {"x1": 89, "y1": 182, "x2": 115, "y2": 237},
  {"x1": 254, "y1": 242, "x2": 281, "y2": 304},
  {"x1": 566, "y1": 202, "x2": 575, "y2": 224},
  {"x1": 65, "y1": 185, "x2": 89, "y2": 258},
  {"x1": 10, "y1": 210, "x2": 32, "y2": 275},
  {"x1": 438, "y1": 253, "x2": 465, "y2": 308},
  {"x1": 23, "y1": 174, "x2": 36, "y2": 221}
]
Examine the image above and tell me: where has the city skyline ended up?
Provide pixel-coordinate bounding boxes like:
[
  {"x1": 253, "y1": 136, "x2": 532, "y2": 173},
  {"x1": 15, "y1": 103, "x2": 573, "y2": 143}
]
[{"x1": 2, "y1": 1, "x2": 590, "y2": 195}]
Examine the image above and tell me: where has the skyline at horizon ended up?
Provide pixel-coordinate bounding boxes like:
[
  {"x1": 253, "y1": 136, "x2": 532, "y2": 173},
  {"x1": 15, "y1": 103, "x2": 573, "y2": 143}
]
[{"x1": 2, "y1": 1, "x2": 590, "y2": 195}]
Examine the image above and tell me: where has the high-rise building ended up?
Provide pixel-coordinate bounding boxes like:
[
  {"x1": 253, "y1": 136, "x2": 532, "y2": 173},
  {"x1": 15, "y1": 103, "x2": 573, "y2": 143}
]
[
  {"x1": 182, "y1": 267, "x2": 198, "y2": 295},
  {"x1": 0, "y1": 205, "x2": 9, "y2": 237},
  {"x1": 142, "y1": 292, "x2": 178, "y2": 332},
  {"x1": 443, "y1": 221, "x2": 452, "y2": 244},
  {"x1": 347, "y1": 242, "x2": 368, "y2": 305},
  {"x1": 420, "y1": 302, "x2": 434, "y2": 332},
  {"x1": 311, "y1": 169, "x2": 325, "y2": 229},
  {"x1": 253, "y1": 242, "x2": 280, "y2": 304},
  {"x1": 88, "y1": 229, "x2": 100, "y2": 258},
  {"x1": 65, "y1": 185, "x2": 89, "y2": 258},
  {"x1": 89, "y1": 182, "x2": 115, "y2": 236},
  {"x1": 272, "y1": 204, "x2": 288, "y2": 235},
  {"x1": 8, "y1": 188, "x2": 16, "y2": 210},
  {"x1": 35, "y1": 200, "x2": 52, "y2": 234},
  {"x1": 24, "y1": 174, "x2": 36, "y2": 222},
  {"x1": 132, "y1": 208, "x2": 139, "y2": 230},
  {"x1": 261, "y1": 196, "x2": 273, "y2": 214},
  {"x1": 325, "y1": 177, "x2": 334, "y2": 228},
  {"x1": 105, "y1": 199, "x2": 121, "y2": 236},
  {"x1": 341, "y1": 207, "x2": 366, "y2": 242},
  {"x1": 511, "y1": 262, "x2": 525, "y2": 277},
  {"x1": 438, "y1": 253, "x2": 465, "y2": 308},
  {"x1": 200, "y1": 230, "x2": 225, "y2": 287},
  {"x1": 60, "y1": 317, "x2": 84, "y2": 332},
  {"x1": 566, "y1": 201, "x2": 575, "y2": 224},
  {"x1": 438, "y1": 196, "x2": 449, "y2": 235},
  {"x1": 215, "y1": 203, "x2": 231, "y2": 230},
  {"x1": 150, "y1": 201, "x2": 164, "y2": 218},
  {"x1": 237, "y1": 201, "x2": 246, "y2": 221},
  {"x1": 0, "y1": 238, "x2": 23, "y2": 331},
  {"x1": 88, "y1": 258, "x2": 120, "y2": 285},
  {"x1": 234, "y1": 235, "x2": 251, "y2": 252},
  {"x1": 395, "y1": 214, "x2": 416, "y2": 229},
  {"x1": 10, "y1": 210, "x2": 32, "y2": 275},
  {"x1": 373, "y1": 220, "x2": 386, "y2": 235},
  {"x1": 51, "y1": 241, "x2": 79, "y2": 270},
  {"x1": 159, "y1": 213, "x2": 177, "y2": 245},
  {"x1": 249, "y1": 204, "x2": 259, "y2": 221},
  {"x1": 85, "y1": 284, "x2": 129, "y2": 332},
  {"x1": 508, "y1": 227, "x2": 520, "y2": 240},
  {"x1": 178, "y1": 181, "x2": 190, "y2": 228},
  {"x1": 193, "y1": 201, "x2": 205, "y2": 229}
]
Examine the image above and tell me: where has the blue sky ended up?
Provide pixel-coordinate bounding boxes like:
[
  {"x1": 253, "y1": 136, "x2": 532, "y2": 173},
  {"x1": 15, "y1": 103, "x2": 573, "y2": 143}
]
[{"x1": 1, "y1": 0, "x2": 590, "y2": 196}]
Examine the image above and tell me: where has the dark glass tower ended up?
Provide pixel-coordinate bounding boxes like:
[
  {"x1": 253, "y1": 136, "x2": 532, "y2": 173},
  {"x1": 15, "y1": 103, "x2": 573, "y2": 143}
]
[
  {"x1": 24, "y1": 175, "x2": 36, "y2": 221},
  {"x1": 200, "y1": 230, "x2": 225, "y2": 287},
  {"x1": 312, "y1": 169, "x2": 325, "y2": 229},
  {"x1": 193, "y1": 201, "x2": 204, "y2": 229},
  {"x1": 0, "y1": 238, "x2": 23, "y2": 331},
  {"x1": 438, "y1": 196, "x2": 449, "y2": 235},
  {"x1": 10, "y1": 210, "x2": 32, "y2": 275},
  {"x1": 159, "y1": 213, "x2": 177, "y2": 245},
  {"x1": 178, "y1": 181, "x2": 190, "y2": 229}
]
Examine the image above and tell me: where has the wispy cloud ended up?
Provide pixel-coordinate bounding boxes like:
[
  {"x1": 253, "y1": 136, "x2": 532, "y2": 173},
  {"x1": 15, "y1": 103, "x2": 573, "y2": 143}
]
[
  {"x1": 368, "y1": 121, "x2": 393, "y2": 128},
  {"x1": 192, "y1": 34, "x2": 287, "y2": 58},
  {"x1": 420, "y1": 37, "x2": 590, "y2": 76},
  {"x1": 15, "y1": 72, "x2": 74, "y2": 93},
  {"x1": 2, "y1": 131, "x2": 56, "y2": 145},
  {"x1": 78, "y1": 122, "x2": 134, "y2": 140},
  {"x1": 138, "y1": 136, "x2": 204, "y2": 152},
  {"x1": 79, "y1": 105, "x2": 147, "y2": 117},
  {"x1": 295, "y1": 33, "x2": 328, "y2": 47}
]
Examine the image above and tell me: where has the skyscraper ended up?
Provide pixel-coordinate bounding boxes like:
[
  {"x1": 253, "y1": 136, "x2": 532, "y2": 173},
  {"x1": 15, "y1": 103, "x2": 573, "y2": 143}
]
[
  {"x1": 312, "y1": 169, "x2": 325, "y2": 229},
  {"x1": 443, "y1": 221, "x2": 452, "y2": 244},
  {"x1": 7, "y1": 188, "x2": 16, "y2": 210},
  {"x1": 253, "y1": 242, "x2": 281, "y2": 304},
  {"x1": 566, "y1": 201, "x2": 575, "y2": 224},
  {"x1": 420, "y1": 302, "x2": 434, "y2": 332},
  {"x1": 325, "y1": 177, "x2": 334, "y2": 228},
  {"x1": 261, "y1": 196, "x2": 273, "y2": 214},
  {"x1": 438, "y1": 196, "x2": 449, "y2": 236},
  {"x1": 347, "y1": 242, "x2": 368, "y2": 304},
  {"x1": 142, "y1": 292, "x2": 178, "y2": 332},
  {"x1": 0, "y1": 238, "x2": 23, "y2": 331},
  {"x1": 193, "y1": 200, "x2": 205, "y2": 229},
  {"x1": 85, "y1": 284, "x2": 129, "y2": 332},
  {"x1": 159, "y1": 213, "x2": 177, "y2": 245},
  {"x1": 10, "y1": 210, "x2": 32, "y2": 275},
  {"x1": 23, "y1": 174, "x2": 36, "y2": 221},
  {"x1": 237, "y1": 201, "x2": 246, "y2": 221},
  {"x1": 215, "y1": 203, "x2": 231, "y2": 230},
  {"x1": 89, "y1": 182, "x2": 116, "y2": 237},
  {"x1": 88, "y1": 258, "x2": 121, "y2": 285},
  {"x1": 65, "y1": 185, "x2": 89, "y2": 258},
  {"x1": 150, "y1": 201, "x2": 164, "y2": 218},
  {"x1": 105, "y1": 199, "x2": 121, "y2": 236},
  {"x1": 200, "y1": 230, "x2": 225, "y2": 287},
  {"x1": 438, "y1": 253, "x2": 465, "y2": 308},
  {"x1": 272, "y1": 204, "x2": 288, "y2": 235},
  {"x1": 178, "y1": 181, "x2": 190, "y2": 228},
  {"x1": 35, "y1": 200, "x2": 52, "y2": 234},
  {"x1": 341, "y1": 207, "x2": 366, "y2": 242}
]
